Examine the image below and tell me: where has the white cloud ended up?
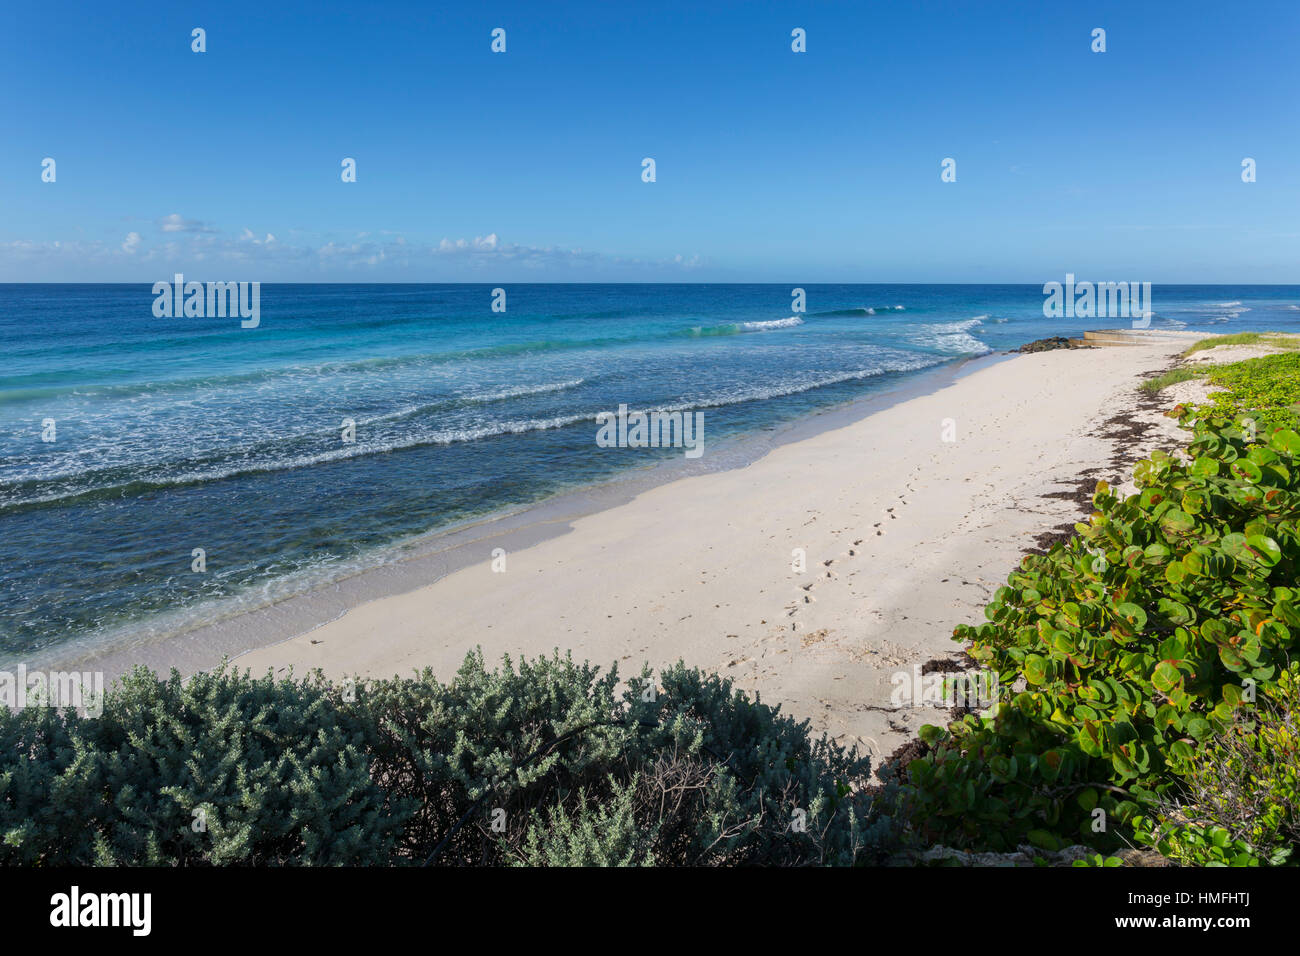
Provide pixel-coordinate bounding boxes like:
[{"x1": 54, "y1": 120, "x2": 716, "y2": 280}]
[
  {"x1": 158, "y1": 213, "x2": 216, "y2": 234},
  {"x1": 436, "y1": 234, "x2": 500, "y2": 253},
  {"x1": 0, "y1": 222, "x2": 710, "y2": 280}
]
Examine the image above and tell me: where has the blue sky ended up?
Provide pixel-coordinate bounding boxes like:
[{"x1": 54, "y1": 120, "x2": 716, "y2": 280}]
[{"x1": 2, "y1": 0, "x2": 1297, "y2": 282}]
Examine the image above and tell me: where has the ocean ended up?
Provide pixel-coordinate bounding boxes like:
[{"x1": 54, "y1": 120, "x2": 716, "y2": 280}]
[{"x1": 3, "y1": 283, "x2": 1298, "y2": 665}]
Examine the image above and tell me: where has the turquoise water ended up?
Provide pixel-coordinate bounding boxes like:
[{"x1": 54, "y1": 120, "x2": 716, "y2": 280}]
[{"x1": 2, "y1": 283, "x2": 1298, "y2": 659}]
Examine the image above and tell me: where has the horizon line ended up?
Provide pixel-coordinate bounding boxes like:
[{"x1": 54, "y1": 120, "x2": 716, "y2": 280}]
[{"x1": 3, "y1": 281, "x2": 1299, "y2": 288}]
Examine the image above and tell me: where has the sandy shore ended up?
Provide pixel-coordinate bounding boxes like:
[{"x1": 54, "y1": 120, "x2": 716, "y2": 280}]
[{"x1": 233, "y1": 332, "x2": 1196, "y2": 760}]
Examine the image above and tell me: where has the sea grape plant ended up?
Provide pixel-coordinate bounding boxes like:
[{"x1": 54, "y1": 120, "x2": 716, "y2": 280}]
[{"x1": 902, "y1": 403, "x2": 1300, "y2": 854}]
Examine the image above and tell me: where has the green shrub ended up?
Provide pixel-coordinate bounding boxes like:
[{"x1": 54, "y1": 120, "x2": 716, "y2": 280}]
[
  {"x1": 902, "y1": 402, "x2": 1300, "y2": 854},
  {"x1": 0, "y1": 652, "x2": 895, "y2": 866},
  {"x1": 0, "y1": 698, "x2": 98, "y2": 864},
  {"x1": 353, "y1": 651, "x2": 892, "y2": 866},
  {"x1": 516, "y1": 777, "x2": 651, "y2": 866},
  {"x1": 1131, "y1": 664, "x2": 1299, "y2": 866},
  {"x1": 1, "y1": 668, "x2": 397, "y2": 865}
]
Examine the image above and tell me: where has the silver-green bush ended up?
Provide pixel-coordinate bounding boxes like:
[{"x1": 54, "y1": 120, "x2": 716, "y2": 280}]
[{"x1": 1, "y1": 651, "x2": 895, "y2": 866}]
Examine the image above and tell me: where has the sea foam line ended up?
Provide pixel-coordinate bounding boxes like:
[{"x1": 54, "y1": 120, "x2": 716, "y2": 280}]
[{"x1": 0, "y1": 358, "x2": 941, "y2": 510}]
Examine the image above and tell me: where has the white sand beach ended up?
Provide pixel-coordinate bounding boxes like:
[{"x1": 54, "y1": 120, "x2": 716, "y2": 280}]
[{"x1": 234, "y1": 333, "x2": 1198, "y2": 761}]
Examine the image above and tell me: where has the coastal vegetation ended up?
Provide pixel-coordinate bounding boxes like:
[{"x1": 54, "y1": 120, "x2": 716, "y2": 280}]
[
  {"x1": 1202, "y1": 352, "x2": 1300, "y2": 429},
  {"x1": 1139, "y1": 366, "x2": 1205, "y2": 394},
  {"x1": 898, "y1": 355, "x2": 1300, "y2": 866},
  {"x1": 0, "y1": 652, "x2": 892, "y2": 866},
  {"x1": 1141, "y1": 347, "x2": 1300, "y2": 427},
  {"x1": 1182, "y1": 332, "x2": 1300, "y2": 356}
]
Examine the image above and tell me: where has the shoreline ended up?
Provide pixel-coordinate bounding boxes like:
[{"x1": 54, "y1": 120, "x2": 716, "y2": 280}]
[
  {"x1": 215, "y1": 331, "x2": 1196, "y2": 761},
  {"x1": 37, "y1": 350, "x2": 999, "y2": 684}
]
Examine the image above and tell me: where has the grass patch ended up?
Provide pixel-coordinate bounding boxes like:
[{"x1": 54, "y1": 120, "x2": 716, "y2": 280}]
[
  {"x1": 1140, "y1": 366, "x2": 1205, "y2": 394},
  {"x1": 1183, "y1": 332, "x2": 1300, "y2": 356},
  {"x1": 1183, "y1": 332, "x2": 1267, "y2": 354}
]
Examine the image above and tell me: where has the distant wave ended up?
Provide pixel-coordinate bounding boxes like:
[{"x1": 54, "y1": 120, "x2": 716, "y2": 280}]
[
  {"x1": 0, "y1": 331, "x2": 696, "y2": 407},
  {"x1": 686, "y1": 316, "x2": 803, "y2": 336},
  {"x1": 811, "y1": 305, "x2": 906, "y2": 317},
  {"x1": 741, "y1": 316, "x2": 803, "y2": 331},
  {"x1": 1182, "y1": 301, "x2": 1251, "y2": 322},
  {"x1": 0, "y1": 342, "x2": 601, "y2": 406}
]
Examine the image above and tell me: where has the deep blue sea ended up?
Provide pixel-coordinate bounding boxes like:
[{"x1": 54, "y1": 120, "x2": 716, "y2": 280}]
[{"x1": 3, "y1": 283, "x2": 1299, "y2": 661}]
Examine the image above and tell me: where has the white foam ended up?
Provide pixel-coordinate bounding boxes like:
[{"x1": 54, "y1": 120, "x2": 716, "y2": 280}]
[
  {"x1": 461, "y1": 378, "x2": 585, "y2": 403},
  {"x1": 0, "y1": 413, "x2": 597, "y2": 509},
  {"x1": 652, "y1": 355, "x2": 940, "y2": 414},
  {"x1": 910, "y1": 317, "x2": 990, "y2": 354},
  {"x1": 741, "y1": 316, "x2": 804, "y2": 331}
]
